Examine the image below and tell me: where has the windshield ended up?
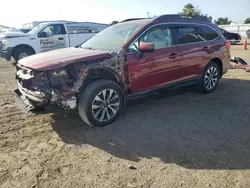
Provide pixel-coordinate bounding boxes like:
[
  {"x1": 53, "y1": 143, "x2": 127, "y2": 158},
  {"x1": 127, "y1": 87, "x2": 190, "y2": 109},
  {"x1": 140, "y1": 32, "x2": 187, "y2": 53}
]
[
  {"x1": 27, "y1": 24, "x2": 45, "y2": 35},
  {"x1": 80, "y1": 22, "x2": 145, "y2": 52}
]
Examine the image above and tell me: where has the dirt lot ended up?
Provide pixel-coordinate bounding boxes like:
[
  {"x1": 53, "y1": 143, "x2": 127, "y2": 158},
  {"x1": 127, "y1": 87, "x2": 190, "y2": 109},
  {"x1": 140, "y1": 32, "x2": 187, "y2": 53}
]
[{"x1": 1, "y1": 45, "x2": 250, "y2": 188}]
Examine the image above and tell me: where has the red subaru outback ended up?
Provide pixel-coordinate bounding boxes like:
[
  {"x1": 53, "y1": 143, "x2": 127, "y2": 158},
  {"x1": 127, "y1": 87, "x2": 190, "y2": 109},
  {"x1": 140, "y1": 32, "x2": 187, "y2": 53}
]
[{"x1": 15, "y1": 14, "x2": 231, "y2": 126}]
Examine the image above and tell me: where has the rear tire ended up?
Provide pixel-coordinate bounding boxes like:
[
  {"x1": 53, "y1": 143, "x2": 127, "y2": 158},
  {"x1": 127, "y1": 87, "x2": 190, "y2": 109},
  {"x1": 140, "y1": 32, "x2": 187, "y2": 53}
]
[
  {"x1": 78, "y1": 79, "x2": 124, "y2": 127},
  {"x1": 13, "y1": 47, "x2": 34, "y2": 62},
  {"x1": 199, "y1": 62, "x2": 221, "y2": 93}
]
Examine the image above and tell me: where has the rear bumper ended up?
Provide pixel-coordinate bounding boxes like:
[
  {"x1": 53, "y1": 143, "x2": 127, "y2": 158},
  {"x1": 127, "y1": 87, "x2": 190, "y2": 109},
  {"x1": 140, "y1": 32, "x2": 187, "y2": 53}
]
[{"x1": 0, "y1": 48, "x2": 13, "y2": 61}]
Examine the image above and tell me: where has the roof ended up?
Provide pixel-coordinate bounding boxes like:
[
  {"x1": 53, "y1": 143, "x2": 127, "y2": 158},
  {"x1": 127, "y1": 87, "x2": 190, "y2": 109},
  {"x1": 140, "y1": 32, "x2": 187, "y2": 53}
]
[
  {"x1": 24, "y1": 20, "x2": 76, "y2": 24},
  {"x1": 120, "y1": 14, "x2": 212, "y2": 26},
  {"x1": 118, "y1": 18, "x2": 153, "y2": 26},
  {"x1": 24, "y1": 20, "x2": 109, "y2": 26},
  {"x1": 76, "y1": 22, "x2": 110, "y2": 26}
]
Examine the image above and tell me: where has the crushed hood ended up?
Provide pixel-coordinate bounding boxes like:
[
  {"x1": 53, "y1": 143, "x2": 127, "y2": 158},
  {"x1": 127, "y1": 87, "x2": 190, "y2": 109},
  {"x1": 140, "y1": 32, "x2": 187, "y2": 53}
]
[
  {"x1": 3, "y1": 27, "x2": 28, "y2": 37},
  {"x1": 18, "y1": 47, "x2": 111, "y2": 71}
]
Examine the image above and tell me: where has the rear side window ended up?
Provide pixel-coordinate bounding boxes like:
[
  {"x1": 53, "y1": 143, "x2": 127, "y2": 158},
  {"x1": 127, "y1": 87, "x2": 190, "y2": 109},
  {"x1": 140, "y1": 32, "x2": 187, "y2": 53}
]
[
  {"x1": 175, "y1": 27, "x2": 205, "y2": 45},
  {"x1": 200, "y1": 25, "x2": 219, "y2": 41}
]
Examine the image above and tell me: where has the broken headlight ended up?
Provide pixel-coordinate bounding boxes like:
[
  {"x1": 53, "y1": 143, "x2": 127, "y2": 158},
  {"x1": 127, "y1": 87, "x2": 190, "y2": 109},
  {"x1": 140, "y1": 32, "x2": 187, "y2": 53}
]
[{"x1": 48, "y1": 68, "x2": 70, "y2": 87}]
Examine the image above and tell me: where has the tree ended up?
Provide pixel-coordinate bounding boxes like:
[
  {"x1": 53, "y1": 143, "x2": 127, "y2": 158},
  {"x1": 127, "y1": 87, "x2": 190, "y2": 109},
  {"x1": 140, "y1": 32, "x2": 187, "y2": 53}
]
[
  {"x1": 244, "y1": 17, "x2": 250, "y2": 24},
  {"x1": 111, "y1": 21, "x2": 119, "y2": 25},
  {"x1": 179, "y1": 3, "x2": 200, "y2": 17},
  {"x1": 214, "y1": 17, "x2": 232, "y2": 25},
  {"x1": 179, "y1": 3, "x2": 212, "y2": 22}
]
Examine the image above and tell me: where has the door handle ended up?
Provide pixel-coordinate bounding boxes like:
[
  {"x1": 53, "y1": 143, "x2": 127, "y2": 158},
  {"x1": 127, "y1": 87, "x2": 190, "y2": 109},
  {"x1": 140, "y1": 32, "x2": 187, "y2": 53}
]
[
  {"x1": 169, "y1": 53, "x2": 176, "y2": 59},
  {"x1": 58, "y1": 37, "x2": 64, "y2": 40}
]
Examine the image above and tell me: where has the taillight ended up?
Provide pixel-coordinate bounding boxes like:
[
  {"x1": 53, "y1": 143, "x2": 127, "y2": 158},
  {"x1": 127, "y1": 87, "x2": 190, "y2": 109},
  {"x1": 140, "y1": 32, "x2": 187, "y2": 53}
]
[{"x1": 225, "y1": 40, "x2": 231, "y2": 49}]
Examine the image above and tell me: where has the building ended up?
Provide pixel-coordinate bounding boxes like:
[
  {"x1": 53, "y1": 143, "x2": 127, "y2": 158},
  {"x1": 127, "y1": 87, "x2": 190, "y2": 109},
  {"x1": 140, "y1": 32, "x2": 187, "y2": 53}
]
[{"x1": 22, "y1": 20, "x2": 76, "y2": 28}]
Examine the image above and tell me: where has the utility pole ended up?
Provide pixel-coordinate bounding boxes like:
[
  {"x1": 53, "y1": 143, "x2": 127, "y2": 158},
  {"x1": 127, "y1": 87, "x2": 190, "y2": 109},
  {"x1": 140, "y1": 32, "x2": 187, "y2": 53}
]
[{"x1": 146, "y1": 12, "x2": 151, "y2": 18}]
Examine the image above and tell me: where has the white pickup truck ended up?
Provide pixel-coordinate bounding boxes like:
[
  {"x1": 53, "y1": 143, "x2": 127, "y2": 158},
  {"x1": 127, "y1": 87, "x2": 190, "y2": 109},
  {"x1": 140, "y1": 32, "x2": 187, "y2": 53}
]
[{"x1": 0, "y1": 22, "x2": 103, "y2": 62}]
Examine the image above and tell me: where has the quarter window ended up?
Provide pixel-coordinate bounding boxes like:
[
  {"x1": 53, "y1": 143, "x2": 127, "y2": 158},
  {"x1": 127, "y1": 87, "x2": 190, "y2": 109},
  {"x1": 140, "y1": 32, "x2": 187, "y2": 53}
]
[
  {"x1": 176, "y1": 27, "x2": 205, "y2": 45},
  {"x1": 200, "y1": 25, "x2": 219, "y2": 41}
]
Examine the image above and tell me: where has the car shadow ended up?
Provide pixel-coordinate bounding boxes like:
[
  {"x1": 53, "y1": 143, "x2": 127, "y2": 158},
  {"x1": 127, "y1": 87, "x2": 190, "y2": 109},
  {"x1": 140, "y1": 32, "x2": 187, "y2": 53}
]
[{"x1": 51, "y1": 77, "x2": 250, "y2": 170}]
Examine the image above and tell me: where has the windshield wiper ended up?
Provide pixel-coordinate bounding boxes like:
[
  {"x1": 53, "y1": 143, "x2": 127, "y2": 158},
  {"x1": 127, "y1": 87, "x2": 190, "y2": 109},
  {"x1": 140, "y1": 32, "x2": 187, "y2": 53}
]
[{"x1": 81, "y1": 46, "x2": 95, "y2": 50}]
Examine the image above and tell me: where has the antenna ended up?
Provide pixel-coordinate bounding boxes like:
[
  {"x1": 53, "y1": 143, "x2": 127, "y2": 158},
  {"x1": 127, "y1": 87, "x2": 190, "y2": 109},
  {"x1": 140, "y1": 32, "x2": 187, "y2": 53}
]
[{"x1": 146, "y1": 12, "x2": 151, "y2": 18}]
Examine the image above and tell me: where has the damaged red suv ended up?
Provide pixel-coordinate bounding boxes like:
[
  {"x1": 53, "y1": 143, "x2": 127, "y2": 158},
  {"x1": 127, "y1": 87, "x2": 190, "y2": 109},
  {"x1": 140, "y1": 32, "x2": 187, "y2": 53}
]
[{"x1": 15, "y1": 14, "x2": 231, "y2": 126}]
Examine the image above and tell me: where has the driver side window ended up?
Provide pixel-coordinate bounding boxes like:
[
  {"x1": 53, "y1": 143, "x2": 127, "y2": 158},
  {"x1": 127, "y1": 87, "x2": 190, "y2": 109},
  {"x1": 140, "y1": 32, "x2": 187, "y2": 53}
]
[
  {"x1": 38, "y1": 24, "x2": 66, "y2": 38},
  {"x1": 128, "y1": 25, "x2": 173, "y2": 53}
]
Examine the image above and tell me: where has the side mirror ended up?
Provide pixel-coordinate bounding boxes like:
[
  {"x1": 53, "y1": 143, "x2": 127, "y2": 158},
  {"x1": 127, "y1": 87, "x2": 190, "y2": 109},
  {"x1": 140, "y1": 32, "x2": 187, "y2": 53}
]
[
  {"x1": 139, "y1": 42, "x2": 155, "y2": 52},
  {"x1": 38, "y1": 31, "x2": 48, "y2": 38}
]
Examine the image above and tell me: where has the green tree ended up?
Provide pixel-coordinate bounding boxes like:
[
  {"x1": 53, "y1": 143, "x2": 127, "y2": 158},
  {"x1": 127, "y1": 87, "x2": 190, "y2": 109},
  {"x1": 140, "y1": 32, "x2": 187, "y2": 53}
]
[
  {"x1": 179, "y1": 3, "x2": 212, "y2": 22},
  {"x1": 214, "y1": 17, "x2": 232, "y2": 25},
  {"x1": 179, "y1": 3, "x2": 200, "y2": 17},
  {"x1": 111, "y1": 21, "x2": 119, "y2": 25},
  {"x1": 244, "y1": 17, "x2": 250, "y2": 24}
]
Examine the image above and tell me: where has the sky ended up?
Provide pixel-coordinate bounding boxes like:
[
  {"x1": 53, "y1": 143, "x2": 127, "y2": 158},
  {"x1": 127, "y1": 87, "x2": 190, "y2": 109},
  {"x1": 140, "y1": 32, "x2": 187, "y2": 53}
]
[{"x1": 0, "y1": 0, "x2": 250, "y2": 28}]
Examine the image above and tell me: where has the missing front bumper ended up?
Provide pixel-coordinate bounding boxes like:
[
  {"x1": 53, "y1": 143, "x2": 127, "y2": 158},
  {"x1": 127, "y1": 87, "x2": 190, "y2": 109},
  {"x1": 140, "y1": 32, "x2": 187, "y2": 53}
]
[{"x1": 14, "y1": 89, "x2": 46, "y2": 114}]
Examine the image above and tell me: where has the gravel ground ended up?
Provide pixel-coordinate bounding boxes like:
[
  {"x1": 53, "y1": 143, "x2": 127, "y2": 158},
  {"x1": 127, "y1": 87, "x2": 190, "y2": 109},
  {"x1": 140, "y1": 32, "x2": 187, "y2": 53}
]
[{"x1": 0, "y1": 45, "x2": 250, "y2": 188}]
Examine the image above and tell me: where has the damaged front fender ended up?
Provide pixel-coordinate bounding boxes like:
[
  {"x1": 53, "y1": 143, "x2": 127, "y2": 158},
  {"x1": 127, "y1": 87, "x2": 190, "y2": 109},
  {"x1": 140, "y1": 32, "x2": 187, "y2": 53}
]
[{"x1": 15, "y1": 49, "x2": 128, "y2": 112}]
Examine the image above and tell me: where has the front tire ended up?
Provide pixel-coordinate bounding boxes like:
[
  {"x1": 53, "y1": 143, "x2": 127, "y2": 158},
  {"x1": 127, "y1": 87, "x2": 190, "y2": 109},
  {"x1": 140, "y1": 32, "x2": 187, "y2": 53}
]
[
  {"x1": 13, "y1": 48, "x2": 34, "y2": 62},
  {"x1": 200, "y1": 62, "x2": 221, "y2": 93},
  {"x1": 78, "y1": 79, "x2": 124, "y2": 127}
]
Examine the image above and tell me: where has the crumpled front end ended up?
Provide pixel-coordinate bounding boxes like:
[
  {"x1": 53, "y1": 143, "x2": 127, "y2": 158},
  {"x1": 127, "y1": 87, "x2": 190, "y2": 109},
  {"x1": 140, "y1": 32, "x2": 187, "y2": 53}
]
[
  {"x1": 14, "y1": 63, "x2": 84, "y2": 113},
  {"x1": 14, "y1": 49, "x2": 126, "y2": 114}
]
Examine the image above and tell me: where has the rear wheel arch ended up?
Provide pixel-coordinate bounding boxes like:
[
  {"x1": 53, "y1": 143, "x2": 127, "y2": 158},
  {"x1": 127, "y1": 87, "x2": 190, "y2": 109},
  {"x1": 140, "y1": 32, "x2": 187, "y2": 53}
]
[{"x1": 209, "y1": 58, "x2": 223, "y2": 78}]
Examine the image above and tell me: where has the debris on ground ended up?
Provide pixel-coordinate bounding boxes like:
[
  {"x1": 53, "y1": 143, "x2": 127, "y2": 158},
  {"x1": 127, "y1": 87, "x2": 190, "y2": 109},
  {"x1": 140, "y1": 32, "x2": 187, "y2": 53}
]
[{"x1": 230, "y1": 57, "x2": 250, "y2": 72}]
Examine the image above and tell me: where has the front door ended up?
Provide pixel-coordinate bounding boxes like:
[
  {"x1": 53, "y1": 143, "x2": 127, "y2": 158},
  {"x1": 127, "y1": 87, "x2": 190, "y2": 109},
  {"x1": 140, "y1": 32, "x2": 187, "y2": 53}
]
[
  {"x1": 38, "y1": 24, "x2": 68, "y2": 53},
  {"x1": 126, "y1": 24, "x2": 181, "y2": 94}
]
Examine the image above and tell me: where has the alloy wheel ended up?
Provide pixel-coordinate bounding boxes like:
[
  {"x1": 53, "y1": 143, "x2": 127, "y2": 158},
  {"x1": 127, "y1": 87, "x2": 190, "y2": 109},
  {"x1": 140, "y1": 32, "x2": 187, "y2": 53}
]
[
  {"x1": 91, "y1": 89, "x2": 120, "y2": 122},
  {"x1": 204, "y1": 66, "x2": 219, "y2": 90}
]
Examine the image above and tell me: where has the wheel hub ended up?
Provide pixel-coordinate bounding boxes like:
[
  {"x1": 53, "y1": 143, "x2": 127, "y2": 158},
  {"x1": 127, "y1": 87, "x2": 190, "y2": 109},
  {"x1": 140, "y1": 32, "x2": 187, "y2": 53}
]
[
  {"x1": 91, "y1": 89, "x2": 120, "y2": 122},
  {"x1": 204, "y1": 66, "x2": 219, "y2": 90}
]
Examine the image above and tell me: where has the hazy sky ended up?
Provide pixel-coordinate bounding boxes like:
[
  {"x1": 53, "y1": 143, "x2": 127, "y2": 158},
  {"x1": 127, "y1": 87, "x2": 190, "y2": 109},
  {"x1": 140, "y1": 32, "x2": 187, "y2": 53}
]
[{"x1": 1, "y1": 0, "x2": 250, "y2": 28}]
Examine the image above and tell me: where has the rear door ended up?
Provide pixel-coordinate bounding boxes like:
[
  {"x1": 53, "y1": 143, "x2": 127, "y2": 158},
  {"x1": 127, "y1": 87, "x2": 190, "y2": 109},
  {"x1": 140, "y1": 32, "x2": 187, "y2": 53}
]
[
  {"x1": 126, "y1": 24, "x2": 181, "y2": 93},
  {"x1": 199, "y1": 24, "x2": 223, "y2": 66},
  {"x1": 37, "y1": 24, "x2": 68, "y2": 53},
  {"x1": 173, "y1": 24, "x2": 207, "y2": 81}
]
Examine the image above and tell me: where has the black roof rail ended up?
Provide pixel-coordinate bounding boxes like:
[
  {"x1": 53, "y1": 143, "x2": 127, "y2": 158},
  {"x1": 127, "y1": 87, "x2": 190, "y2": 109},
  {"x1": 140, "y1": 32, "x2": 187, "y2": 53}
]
[
  {"x1": 153, "y1": 14, "x2": 211, "y2": 23},
  {"x1": 121, "y1": 18, "x2": 146, "y2": 23}
]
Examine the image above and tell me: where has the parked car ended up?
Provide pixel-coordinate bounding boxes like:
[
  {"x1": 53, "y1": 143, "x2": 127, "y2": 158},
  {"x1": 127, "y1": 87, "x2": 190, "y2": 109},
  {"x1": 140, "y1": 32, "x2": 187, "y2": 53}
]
[
  {"x1": 246, "y1": 29, "x2": 250, "y2": 39},
  {"x1": 0, "y1": 22, "x2": 106, "y2": 62},
  {"x1": 15, "y1": 14, "x2": 231, "y2": 127},
  {"x1": 219, "y1": 28, "x2": 241, "y2": 44}
]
